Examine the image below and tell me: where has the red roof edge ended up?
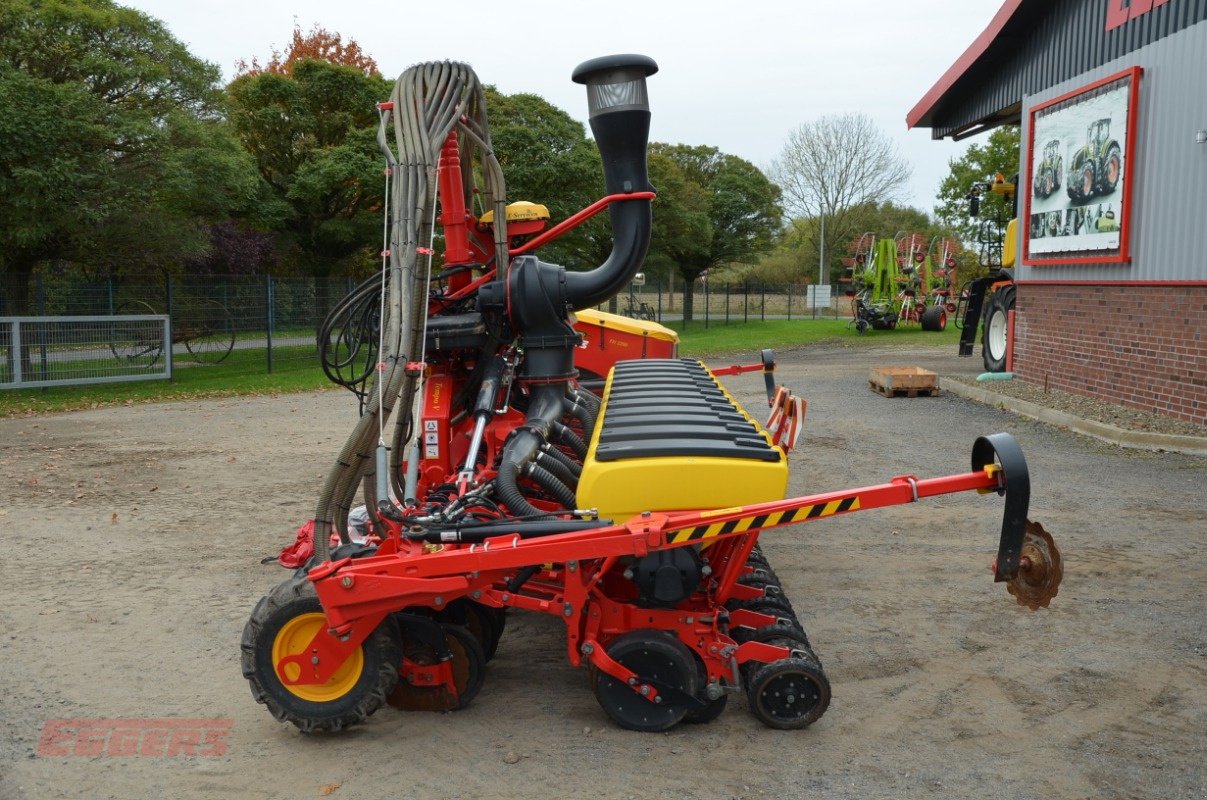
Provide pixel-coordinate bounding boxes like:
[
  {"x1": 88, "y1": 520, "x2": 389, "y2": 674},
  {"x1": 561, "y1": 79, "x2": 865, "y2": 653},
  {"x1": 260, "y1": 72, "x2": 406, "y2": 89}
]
[{"x1": 906, "y1": 0, "x2": 1028, "y2": 131}]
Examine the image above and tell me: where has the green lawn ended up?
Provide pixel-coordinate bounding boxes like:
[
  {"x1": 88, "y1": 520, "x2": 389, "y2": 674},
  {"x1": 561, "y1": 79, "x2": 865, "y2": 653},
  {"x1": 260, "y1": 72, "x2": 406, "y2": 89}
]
[
  {"x1": 0, "y1": 345, "x2": 333, "y2": 416},
  {"x1": 0, "y1": 320, "x2": 963, "y2": 416},
  {"x1": 671, "y1": 317, "x2": 962, "y2": 357}
]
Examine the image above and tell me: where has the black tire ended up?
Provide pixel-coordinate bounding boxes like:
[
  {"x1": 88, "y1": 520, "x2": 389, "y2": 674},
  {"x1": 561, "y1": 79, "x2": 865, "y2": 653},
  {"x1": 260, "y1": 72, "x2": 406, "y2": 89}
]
[
  {"x1": 241, "y1": 576, "x2": 402, "y2": 733},
  {"x1": 746, "y1": 657, "x2": 831, "y2": 730},
  {"x1": 592, "y1": 631, "x2": 699, "y2": 732},
  {"x1": 920, "y1": 305, "x2": 947, "y2": 332},
  {"x1": 731, "y1": 617, "x2": 808, "y2": 646},
  {"x1": 1103, "y1": 145, "x2": 1122, "y2": 192},
  {"x1": 739, "y1": 566, "x2": 778, "y2": 585},
  {"x1": 981, "y1": 285, "x2": 1016, "y2": 373},
  {"x1": 855, "y1": 319, "x2": 868, "y2": 335},
  {"x1": 1080, "y1": 162, "x2": 1095, "y2": 199},
  {"x1": 728, "y1": 594, "x2": 798, "y2": 622},
  {"x1": 682, "y1": 693, "x2": 728, "y2": 724}
]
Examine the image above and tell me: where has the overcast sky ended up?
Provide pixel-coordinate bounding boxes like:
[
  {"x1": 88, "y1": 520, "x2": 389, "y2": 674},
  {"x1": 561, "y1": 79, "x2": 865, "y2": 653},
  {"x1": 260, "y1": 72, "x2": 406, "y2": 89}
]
[{"x1": 121, "y1": 0, "x2": 1007, "y2": 215}]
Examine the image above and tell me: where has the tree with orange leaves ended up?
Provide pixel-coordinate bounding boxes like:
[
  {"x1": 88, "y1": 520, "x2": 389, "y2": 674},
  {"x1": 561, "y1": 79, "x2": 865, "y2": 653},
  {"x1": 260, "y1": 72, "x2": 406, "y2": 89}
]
[{"x1": 236, "y1": 23, "x2": 378, "y2": 78}]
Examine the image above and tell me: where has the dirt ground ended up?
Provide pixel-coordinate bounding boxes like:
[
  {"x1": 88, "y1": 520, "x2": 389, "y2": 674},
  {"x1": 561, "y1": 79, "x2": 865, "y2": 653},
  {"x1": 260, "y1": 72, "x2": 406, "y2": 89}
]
[{"x1": 1, "y1": 343, "x2": 1203, "y2": 800}]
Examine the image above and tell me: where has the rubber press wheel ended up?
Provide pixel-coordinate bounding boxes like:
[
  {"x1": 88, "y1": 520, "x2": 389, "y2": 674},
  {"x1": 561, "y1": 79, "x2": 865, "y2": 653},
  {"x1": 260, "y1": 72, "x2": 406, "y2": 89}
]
[
  {"x1": 746, "y1": 657, "x2": 831, "y2": 730},
  {"x1": 241, "y1": 576, "x2": 402, "y2": 733},
  {"x1": 592, "y1": 631, "x2": 700, "y2": 732}
]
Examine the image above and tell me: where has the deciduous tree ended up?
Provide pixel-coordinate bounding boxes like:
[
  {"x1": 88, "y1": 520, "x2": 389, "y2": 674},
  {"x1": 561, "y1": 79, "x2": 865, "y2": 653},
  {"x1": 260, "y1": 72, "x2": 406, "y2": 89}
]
[
  {"x1": 0, "y1": 0, "x2": 259, "y2": 314},
  {"x1": 236, "y1": 24, "x2": 379, "y2": 78},
  {"x1": 226, "y1": 60, "x2": 390, "y2": 282},
  {"x1": 934, "y1": 126, "x2": 1021, "y2": 244},
  {"x1": 768, "y1": 113, "x2": 912, "y2": 273},
  {"x1": 649, "y1": 144, "x2": 782, "y2": 321}
]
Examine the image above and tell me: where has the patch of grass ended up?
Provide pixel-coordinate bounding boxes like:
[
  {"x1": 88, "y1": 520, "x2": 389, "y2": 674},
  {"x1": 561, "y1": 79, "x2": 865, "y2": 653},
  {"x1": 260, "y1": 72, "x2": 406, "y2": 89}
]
[
  {"x1": 671, "y1": 318, "x2": 962, "y2": 357},
  {"x1": 0, "y1": 346, "x2": 334, "y2": 417},
  {"x1": 1, "y1": 319, "x2": 964, "y2": 416}
]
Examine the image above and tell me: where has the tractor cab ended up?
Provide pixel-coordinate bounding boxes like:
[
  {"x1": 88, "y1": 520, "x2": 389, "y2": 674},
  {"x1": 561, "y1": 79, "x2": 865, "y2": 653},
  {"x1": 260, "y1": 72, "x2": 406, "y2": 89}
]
[{"x1": 1087, "y1": 118, "x2": 1111, "y2": 149}]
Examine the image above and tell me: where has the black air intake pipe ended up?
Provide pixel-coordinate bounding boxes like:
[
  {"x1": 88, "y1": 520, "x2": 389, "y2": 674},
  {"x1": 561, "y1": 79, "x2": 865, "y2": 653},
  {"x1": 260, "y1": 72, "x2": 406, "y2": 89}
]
[
  {"x1": 563, "y1": 54, "x2": 658, "y2": 310},
  {"x1": 481, "y1": 54, "x2": 658, "y2": 383}
]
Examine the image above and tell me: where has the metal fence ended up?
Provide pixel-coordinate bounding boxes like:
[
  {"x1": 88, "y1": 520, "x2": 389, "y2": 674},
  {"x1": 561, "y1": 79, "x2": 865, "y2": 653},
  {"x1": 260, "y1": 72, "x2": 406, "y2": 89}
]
[
  {"x1": 0, "y1": 272, "x2": 844, "y2": 389},
  {"x1": 2, "y1": 315, "x2": 171, "y2": 389},
  {"x1": 600, "y1": 282, "x2": 839, "y2": 324}
]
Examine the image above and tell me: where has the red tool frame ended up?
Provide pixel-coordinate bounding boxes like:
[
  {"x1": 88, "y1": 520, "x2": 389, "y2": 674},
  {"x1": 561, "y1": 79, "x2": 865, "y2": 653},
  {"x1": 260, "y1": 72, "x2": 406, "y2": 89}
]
[{"x1": 277, "y1": 433, "x2": 1029, "y2": 704}]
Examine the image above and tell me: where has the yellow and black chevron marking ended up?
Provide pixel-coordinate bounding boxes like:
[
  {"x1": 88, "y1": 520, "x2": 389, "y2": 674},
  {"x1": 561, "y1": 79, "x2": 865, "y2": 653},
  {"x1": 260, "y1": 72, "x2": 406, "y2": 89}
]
[{"x1": 669, "y1": 496, "x2": 861, "y2": 544}]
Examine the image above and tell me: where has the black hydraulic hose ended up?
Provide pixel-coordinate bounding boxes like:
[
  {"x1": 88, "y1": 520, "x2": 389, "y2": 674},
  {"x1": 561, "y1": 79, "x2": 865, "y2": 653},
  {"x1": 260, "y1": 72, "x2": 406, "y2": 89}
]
[
  {"x1": 495, "y1": 383, "x2": 568, "y2": 517},
  {"x1": 507, "y1": 565, "x2": 542, "y2": 593},
  {"x1": 407, "y1": 520, "x2": 611, "y2": 546},
  {"x1": 535, "y1": 449, "x2": 579, "y2": 487},
  {"x1": 495, "y1": 459, "x2": 542, "y2": 517},
  {"x1": 525, "y1": 463, "x2": 578, "y2": 510},
  {"x1": 550, "y1": 421, "x2": 588, "y2": 461},
  {"x1": 565, "y1": 398, "x2": 596, "y2": 441},
  {"x1": 571, "y1": 386, "x2": 600, "y2": 414},
  {"x1": 540, "y1": 442, "x2": 582, "y2": 477}
]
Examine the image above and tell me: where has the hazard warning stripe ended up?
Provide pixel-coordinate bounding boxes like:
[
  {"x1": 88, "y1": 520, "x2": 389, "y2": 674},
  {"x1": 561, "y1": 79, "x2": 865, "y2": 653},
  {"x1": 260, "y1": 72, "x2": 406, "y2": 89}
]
[{"x1": 667, "y1": 496, "x2": 862, "y2": 543}]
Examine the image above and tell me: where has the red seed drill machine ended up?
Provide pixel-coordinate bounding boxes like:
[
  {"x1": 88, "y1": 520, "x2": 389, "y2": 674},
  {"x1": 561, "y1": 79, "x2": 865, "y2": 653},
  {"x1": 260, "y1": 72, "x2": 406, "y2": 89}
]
[{"x1": 242, "y1": 55, "x2": 1062, "y2": 733}]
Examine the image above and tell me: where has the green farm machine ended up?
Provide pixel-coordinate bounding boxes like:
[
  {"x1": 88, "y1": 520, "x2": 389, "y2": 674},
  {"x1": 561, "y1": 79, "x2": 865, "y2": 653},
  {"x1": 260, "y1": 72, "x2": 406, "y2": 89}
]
[{"x1": 842, "y1": 233, "x2": 950, "y2": 334}]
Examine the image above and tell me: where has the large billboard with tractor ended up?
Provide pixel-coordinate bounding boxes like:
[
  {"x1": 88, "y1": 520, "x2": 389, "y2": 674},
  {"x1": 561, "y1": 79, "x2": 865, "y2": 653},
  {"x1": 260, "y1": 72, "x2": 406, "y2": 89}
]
[{"x1": 1024, "y1": 68, "x2": 1140, "y2": 264}]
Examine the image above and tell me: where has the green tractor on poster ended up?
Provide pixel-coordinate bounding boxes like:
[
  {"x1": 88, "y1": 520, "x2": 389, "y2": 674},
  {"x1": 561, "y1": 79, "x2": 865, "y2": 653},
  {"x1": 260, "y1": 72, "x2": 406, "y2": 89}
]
[
  {"x1": 1031, "y1": 139, "x2": 1063, "y2": 199},
  {"x1": 1066, "y1": 117, "x2": 1122, "y2": 202}
]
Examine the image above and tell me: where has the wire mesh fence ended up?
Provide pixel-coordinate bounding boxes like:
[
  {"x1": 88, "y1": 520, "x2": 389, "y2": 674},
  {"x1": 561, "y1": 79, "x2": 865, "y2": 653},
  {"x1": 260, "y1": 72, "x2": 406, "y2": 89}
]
[
  {"x1": 1, "y1": 315, "x2": 171, "y2": 389},
  {"x1": 1, "y1": 272, "x2": 845, "y2": 390}
]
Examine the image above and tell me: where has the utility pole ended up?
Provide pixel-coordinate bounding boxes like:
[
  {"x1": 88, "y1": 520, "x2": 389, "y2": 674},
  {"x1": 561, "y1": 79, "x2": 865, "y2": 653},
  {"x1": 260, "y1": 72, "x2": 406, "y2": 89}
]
[{"x1": 819, "y1": 212, "x2": 826, "y2": 287}]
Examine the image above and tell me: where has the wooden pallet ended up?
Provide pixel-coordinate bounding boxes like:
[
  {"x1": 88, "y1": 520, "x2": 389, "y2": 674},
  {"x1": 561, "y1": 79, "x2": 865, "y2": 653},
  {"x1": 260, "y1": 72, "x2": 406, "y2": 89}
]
[{"x1": 869, "y1": 366, "x2": 939, "y2": 398}]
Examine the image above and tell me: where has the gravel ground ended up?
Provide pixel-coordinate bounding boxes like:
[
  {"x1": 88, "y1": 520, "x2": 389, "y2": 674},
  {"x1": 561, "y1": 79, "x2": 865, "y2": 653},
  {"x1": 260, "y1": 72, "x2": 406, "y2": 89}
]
[
  {"x1": 1, "y1": 340, "x2": 1203, "y2": 800},
  {"x1": 943, "y1": 375, "x2": 1206, "y2": 438}
]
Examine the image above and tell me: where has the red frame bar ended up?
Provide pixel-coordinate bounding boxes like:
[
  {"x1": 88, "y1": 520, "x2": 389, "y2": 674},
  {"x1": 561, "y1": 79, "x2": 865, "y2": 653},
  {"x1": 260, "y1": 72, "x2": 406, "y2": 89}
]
[
  {"x1": 285, "y1": 466, "x2": 1003, "y2": 685},
  {"x1": 508, "y1": 192, "x2": 655, "y2": 256}
]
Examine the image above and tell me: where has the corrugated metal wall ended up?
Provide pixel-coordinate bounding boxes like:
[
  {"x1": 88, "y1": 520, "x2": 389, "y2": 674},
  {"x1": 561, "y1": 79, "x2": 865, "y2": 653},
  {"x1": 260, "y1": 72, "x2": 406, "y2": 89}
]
[
  {"x1": 1016, "y1": 21, "x2": 1207, "y2": 282},
  {"x1": 933, "y1": 0, "x2": 1207, "y2": 138}
]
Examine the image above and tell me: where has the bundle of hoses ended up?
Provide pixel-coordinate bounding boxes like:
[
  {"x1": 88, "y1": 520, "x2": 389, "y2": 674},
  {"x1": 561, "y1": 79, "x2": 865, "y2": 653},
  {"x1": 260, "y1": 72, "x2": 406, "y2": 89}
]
[{"x1": 311, "y1": 62, "x2": 510, "y2": 561}]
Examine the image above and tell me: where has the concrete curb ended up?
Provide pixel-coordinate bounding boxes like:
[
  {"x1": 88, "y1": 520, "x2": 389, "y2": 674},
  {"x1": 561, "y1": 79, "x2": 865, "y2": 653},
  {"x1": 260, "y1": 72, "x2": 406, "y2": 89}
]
[{"x1": 940, "y1": 377, "x2": 1207, "y2": 457}]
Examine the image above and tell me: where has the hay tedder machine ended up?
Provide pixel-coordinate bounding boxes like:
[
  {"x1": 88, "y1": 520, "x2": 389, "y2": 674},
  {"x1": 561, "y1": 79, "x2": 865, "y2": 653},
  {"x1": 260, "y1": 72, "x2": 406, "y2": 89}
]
[
  {"x1": 840, "y1": 233, "x2": 949, "y2": 333},
  {"x1": 241, "y1": 55, "x2": 1062, "y2": 735}
]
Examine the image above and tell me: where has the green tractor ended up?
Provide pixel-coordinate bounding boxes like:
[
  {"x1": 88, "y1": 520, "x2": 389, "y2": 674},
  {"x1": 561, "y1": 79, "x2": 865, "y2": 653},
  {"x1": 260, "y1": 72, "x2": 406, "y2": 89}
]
[
  {"x1": 1031, "y1": 139, "x2": 1063, "y2": 199},
  {"x1": 1066, "y1": 118, "x2": 1122, "y2": 202}
]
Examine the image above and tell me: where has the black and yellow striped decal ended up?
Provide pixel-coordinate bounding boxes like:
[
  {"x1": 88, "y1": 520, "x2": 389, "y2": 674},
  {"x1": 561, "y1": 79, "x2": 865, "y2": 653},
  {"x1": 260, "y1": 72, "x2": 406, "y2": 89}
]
[{"x1": 669, "y1": 496, "x2": 861, "y2": 544}]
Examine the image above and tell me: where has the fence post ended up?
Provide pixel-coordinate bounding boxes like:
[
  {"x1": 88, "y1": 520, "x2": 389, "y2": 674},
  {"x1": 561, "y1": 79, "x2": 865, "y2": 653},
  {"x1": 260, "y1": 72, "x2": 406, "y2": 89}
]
[
  {"x1": 165, "y1": 273, "x2": 175, "y2": 380},
  {"x1": 761, "y1": 282, "x2": 765, "y2": 321},
  {"x1": 743, "y1": 282, "x2": 749, "y2": 323},
  {"x1": 36, "y1": 274, "x2": 49, "y2": 382},
  {"x1": 12, "y1": 319, "x2": 22, "y2": 385},
  {"x1": 656, "y1": 281, "x2": 662, "y2": 322},
  {"x1": 704, "y1": 279, "x2": 710, "y2": 329},
  {"x1": 787, "y1": 284, "x2": 792, "y2": 320},
  {"x1": 724, "y1": 283, "x2": 730, "y2": 325},
  {"x1": 107, "y1": 276, "x2": 115, "y2": 315},
  {"x1": 266, "y1": 275, "x2": 275, "y2": 374}
]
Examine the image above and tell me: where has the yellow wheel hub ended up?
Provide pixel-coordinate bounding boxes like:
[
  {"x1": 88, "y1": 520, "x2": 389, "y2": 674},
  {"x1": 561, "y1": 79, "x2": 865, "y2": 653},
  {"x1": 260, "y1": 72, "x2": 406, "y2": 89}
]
[{"x1": 272, "y1": 612, "x2": 364, "y2": 703}]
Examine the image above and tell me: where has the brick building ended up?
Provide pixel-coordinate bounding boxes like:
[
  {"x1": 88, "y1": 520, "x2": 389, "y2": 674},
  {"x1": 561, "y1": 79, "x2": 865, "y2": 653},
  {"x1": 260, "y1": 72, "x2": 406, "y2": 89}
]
[{"x1": 909, "y1": 0, "x2": 1206, "y2": 425}]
